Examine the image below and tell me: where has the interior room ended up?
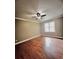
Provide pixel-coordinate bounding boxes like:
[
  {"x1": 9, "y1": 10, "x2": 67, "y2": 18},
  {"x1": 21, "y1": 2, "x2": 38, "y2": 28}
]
[{"x1": 15, "y1": 0, "x2": 63, "y2": 59}]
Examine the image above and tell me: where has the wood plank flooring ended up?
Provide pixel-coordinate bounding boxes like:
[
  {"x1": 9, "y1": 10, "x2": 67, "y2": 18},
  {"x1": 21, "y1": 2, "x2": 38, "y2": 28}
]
[{"x1": 15, "y1": 36, "x2": 63, "y2": 59}]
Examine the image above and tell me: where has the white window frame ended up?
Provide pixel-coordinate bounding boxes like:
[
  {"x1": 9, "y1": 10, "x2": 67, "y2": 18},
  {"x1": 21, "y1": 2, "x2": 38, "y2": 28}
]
[{"x1": 44, "y1": 21, "x2": 55, "y2": 32}]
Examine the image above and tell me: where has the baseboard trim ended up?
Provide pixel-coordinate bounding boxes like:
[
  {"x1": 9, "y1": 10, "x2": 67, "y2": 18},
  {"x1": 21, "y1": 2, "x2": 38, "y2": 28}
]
[
  {"x1": 42, "y1": 35, "x2": 63, "y2": 39},
  {"x1": 15, "y1": 34, "x2": 41, "y2": 45},
  {"x1": 53, "y1": 36, "x2": 63, "y2": 39}
]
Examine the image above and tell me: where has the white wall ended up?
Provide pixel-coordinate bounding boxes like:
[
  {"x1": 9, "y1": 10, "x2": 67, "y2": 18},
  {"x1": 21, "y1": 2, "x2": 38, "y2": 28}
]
[
  {"x1": 15, "y1": 19, "x2": 40, "y2": 43},
  {"x1": 40, "y1": 17, "x2": 63, "y2": 38},
  {"x1": 15, "y1": 17, "x2": 63, "y2": 43}
]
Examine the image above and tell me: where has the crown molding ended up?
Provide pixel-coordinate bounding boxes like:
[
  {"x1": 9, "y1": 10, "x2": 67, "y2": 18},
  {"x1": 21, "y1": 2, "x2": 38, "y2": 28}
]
[{"x1": 15, "y1": 17, "x2": 40, "y2": 23}]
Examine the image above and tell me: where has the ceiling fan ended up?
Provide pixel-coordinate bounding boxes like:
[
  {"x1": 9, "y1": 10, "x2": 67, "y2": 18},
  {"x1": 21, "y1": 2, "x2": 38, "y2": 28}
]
[
  {"x1": 25, "y1": 11, "x2": 46, "y2": 20},
  {"x1": 35, "y1": 12, "x2": 46, "y2": 19}
]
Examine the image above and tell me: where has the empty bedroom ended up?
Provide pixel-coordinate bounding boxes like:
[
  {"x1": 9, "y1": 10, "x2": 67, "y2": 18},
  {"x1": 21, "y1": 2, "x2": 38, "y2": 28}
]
[{"x1": 15, "y1": 0, "x2": 63, "y2": 59}]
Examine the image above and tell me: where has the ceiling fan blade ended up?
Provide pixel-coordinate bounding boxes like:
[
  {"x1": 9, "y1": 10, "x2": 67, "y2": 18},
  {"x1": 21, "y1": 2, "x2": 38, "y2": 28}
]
[
  {"x1": 25, "y1": 9, "x2": 38, "y2": 15},
  {"x1": 40, "y1": 13, "x2": 45, "y2": 15},
  {"x1": 41, "y1": 14, "x2": 46, "y2": 17},
  {"x1": 25, "y1": 14, "x2": 37, "y2": 18}
]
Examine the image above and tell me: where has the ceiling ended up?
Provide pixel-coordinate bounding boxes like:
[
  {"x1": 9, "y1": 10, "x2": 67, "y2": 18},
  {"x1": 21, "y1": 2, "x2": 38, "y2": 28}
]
[{"x1": 15, "y1": 0, "x2": 63, "y2": 22}]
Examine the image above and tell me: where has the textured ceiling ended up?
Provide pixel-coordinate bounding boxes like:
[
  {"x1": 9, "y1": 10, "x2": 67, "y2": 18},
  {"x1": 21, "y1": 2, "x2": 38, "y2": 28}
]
[{"x1": 15, "y1": 0, "x2": 63, "y2": 22}]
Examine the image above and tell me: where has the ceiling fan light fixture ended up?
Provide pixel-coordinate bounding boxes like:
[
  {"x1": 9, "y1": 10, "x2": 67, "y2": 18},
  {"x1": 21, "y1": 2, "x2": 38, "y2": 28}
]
[{"x1": 37, "y1": 12, "x2": 40, "y2": 17}]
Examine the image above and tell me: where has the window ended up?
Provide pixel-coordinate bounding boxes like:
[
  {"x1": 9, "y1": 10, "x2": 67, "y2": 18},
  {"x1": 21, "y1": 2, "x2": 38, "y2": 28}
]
[
  {"x1": 44, "y1": 21, "x2": 55, "y2": 32},
  {"x1": 44, "y1": 23, "x2": 49, "y2": 32}
]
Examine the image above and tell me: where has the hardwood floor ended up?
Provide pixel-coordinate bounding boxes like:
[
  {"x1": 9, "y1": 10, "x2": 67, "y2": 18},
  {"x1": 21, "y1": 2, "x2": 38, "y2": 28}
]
[{"x1": 15, "y1": 36, "x2": 63, "y2": 59}]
